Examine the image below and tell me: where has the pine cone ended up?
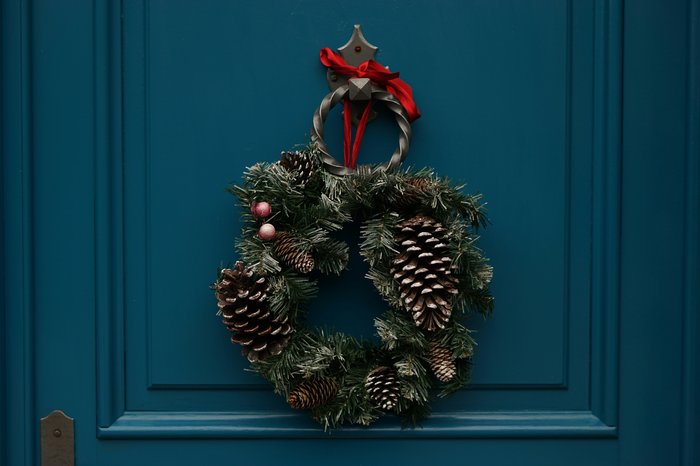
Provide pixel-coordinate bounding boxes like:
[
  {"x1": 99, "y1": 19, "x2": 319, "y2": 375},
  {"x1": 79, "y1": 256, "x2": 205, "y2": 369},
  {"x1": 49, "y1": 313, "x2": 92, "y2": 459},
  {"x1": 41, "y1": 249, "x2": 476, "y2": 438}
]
[
  {"x1": 365, "y1": 367, "x2": 400, "y2": 411},
  {"x1": 391, "y1": 215, "x2": 459, "y2": 331},
  {"x1": 429, "y1": 341, "x2": 457, "y2": 382},
  {"x1": 280, "y1": 150, "x2": 315, "y2": 188},
  {"x1": 287, "y1": 377, "x2": 339, "y2": 409},
  {"x1": 393, "y1": 176, "x2": 430, "y2": 210},
  {"x1": 216, "y1": 262, "x2": 293, "y2": 362},
  {"x1": 274, "y1": 232, "x2": 314, "y2": 273}
]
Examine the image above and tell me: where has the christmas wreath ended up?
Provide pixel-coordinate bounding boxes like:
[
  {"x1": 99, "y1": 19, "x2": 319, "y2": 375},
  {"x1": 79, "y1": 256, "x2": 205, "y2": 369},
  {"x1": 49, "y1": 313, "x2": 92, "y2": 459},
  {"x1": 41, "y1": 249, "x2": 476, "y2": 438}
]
[
  {"x1": 215, "y1": 147, "x2": 493, "y2": 428},
  {"x1": 214, "y1": 36, "x2": 493, "y2": 428}
]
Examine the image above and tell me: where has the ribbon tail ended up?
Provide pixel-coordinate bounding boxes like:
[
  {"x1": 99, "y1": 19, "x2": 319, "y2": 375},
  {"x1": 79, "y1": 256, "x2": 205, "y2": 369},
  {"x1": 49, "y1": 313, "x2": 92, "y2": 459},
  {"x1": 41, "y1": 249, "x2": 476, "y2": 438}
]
[
  {"x1": 386, "y1": 80, "x2": 421, "y2": 122},
  {"x1": 350, "y1": 100, "x2": 374, "y2": 168},
  {"x1": 343, "y1": 99, "x2": 353, "y2": 167}
]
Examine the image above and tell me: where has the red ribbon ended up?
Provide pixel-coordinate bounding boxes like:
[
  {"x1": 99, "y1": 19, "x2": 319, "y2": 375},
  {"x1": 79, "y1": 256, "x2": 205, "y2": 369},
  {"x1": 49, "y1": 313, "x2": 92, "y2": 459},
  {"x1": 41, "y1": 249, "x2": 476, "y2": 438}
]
[
  {"x1": 319, "y1": 48, "x2": 421, "y2": 122},
  {"x1": 342, "y1": 99, "x2": 374, "y2": 168},
  {"x1": 320, "y1": 48, "x2": 421, "y2": 169}
]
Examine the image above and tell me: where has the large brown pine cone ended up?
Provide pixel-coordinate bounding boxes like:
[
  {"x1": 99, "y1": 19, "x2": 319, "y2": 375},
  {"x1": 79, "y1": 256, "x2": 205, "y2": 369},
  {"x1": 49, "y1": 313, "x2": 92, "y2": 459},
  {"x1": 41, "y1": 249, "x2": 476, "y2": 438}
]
[
  {"x1": 429, "y1": 340, "x2": 457, "y2": 382},
  {"x1": 287, "y1": 377, "x2": 339, "y2": 409},
  {"x1": 365, "y1": 366, "x2": 401, "y2": 411},
  {"x1": 216, "y1": 262, "x2": 293, "y2": 362},
  {"x1": 391, "y1": 215, "x2": 459, "y2": 331},
  {"x1": 274, "y1": 232, "x2": 314, "y2": 273}
]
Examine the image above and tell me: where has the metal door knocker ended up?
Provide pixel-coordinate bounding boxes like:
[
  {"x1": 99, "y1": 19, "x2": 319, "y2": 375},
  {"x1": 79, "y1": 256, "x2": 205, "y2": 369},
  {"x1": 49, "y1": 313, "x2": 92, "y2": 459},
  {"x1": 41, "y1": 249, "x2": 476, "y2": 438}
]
[{"x1": 311, "y1": 25, "x2": 420, "y2": 176}]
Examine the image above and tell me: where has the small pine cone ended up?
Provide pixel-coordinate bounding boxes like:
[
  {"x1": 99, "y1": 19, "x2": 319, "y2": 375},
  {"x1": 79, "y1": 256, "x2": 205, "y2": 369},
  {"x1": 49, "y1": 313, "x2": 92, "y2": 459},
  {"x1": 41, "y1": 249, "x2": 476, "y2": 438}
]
[
  {"x1": 391, "y1": 215, "x2": 459, "y2": 331},
  {"x1": 280, "y1": 150, "x2": 315, "y2": 188},
  {"x1": 365, "y1": 367, "x2": 401, "y2": 411},
  {"x1": 216, "y1": 262, "x2": 294, "y2": 362},
  {"x1": 393, "y1": 176, "x2": 431, "y2": 210},
  {"x1": 429, "y1": 341, "x2": 457, "y2": 382},
  {"x1": 287, "y1": 377, "x2": 339, "y2": 409},
  {"x1": 274, "y1": 232, "x2": 314, "y2": 273}
]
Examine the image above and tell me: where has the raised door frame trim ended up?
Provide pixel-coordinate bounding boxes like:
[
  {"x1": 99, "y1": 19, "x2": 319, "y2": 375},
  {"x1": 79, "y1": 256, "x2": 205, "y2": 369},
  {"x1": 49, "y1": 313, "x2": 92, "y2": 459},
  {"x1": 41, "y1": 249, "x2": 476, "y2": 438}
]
[
  {"x1": 1, "y1": 0, "x2": 36, "y2": 463},
  {"x1": 94, "y1": 0, "x2": 622, "y2": 439},
  {"x1": 681, "y1": 0, "x2": 700, "y2": 462}
]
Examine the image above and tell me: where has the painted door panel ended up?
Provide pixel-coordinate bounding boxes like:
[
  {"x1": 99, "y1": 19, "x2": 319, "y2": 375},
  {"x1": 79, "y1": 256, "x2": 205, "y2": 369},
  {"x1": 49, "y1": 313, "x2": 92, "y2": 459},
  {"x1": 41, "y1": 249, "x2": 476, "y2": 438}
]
[{"x1": 2, "y1": 0, "x2": 697, "y2": 465}]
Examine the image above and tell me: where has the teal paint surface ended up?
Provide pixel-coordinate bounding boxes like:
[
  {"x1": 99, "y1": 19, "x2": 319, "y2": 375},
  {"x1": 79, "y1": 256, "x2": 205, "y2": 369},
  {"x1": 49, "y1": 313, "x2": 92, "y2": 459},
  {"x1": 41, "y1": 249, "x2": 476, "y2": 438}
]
[{"x1": 2, "y1": 0, "x2": 698, "y2": 464}]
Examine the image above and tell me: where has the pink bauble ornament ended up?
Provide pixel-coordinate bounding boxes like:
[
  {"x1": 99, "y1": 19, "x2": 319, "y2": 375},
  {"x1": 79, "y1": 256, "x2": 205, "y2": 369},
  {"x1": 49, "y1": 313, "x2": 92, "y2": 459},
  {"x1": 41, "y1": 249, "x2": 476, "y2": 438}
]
[
  {"x1": 258, "y1": 223, "x2": 276, "y2": 241},
  {"x1": 254, "y1": 201, "x2": 272, "y2": 218},
  {"x1": 250, "y1": 202, "x2": 258, "y2": 215}
]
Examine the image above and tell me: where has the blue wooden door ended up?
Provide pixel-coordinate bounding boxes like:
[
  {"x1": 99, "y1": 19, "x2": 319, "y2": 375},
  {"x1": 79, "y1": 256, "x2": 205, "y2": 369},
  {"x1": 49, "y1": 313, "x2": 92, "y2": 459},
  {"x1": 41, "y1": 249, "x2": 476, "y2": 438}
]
[{"x1": 3, "y1": 0, "x2": 698, "y2": 465}]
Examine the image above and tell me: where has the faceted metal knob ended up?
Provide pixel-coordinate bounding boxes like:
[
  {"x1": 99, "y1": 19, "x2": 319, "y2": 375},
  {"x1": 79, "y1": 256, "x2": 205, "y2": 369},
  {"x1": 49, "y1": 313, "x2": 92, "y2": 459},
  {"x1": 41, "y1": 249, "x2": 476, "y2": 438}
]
[{"x1": 348, "y1": 78, "x2": 372, "y2": 101}]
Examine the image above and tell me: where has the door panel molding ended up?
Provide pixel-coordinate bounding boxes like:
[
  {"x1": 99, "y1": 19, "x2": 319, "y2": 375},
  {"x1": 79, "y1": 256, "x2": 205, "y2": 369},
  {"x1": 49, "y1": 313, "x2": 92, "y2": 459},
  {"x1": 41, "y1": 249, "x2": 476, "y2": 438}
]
[
  {"x1": 98, "y1": 410, "x2": 615, "y2": 439},
  {"x1": 2, "y1": 0, "x2": 36, "y2": 463},
  {"x1": 94, "y1": 0, "x2": 126, "y2": 430},
  {"x1": 95, "y1": 0, "x2": 622, "y2": 438},
  {"x1": 589, "y1": 0, "x2": 623, "y2": 427}
]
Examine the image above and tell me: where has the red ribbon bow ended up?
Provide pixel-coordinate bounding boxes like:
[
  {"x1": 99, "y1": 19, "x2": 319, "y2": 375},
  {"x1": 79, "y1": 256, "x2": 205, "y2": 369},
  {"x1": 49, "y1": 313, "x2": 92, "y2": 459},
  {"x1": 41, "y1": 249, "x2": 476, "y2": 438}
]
[{"x1": 319, "y1": 48, "x2": 421, "y2": 122}]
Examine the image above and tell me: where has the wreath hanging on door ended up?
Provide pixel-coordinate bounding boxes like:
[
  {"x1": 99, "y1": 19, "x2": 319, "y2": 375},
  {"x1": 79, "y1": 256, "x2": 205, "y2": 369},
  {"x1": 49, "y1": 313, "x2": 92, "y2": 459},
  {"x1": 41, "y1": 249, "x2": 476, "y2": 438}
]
[{"x1": 214, "y1": 32, "x2": 493, "y2": 429}]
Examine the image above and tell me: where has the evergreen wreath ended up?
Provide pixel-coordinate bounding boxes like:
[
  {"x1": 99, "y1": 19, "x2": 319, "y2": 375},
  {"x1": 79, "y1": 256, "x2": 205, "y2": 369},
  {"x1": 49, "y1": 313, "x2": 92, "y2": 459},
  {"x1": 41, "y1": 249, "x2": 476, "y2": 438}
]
[{"x1": 215, "y1": 146, "x2": 493, "y2": 429}]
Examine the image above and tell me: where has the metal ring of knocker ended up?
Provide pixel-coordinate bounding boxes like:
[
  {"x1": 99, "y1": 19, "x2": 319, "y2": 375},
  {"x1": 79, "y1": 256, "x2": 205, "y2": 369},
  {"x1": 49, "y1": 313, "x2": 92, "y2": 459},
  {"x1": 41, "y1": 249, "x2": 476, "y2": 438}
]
[{"x1": 310, "y1": 82, "x2": 412, "y2": 176}]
